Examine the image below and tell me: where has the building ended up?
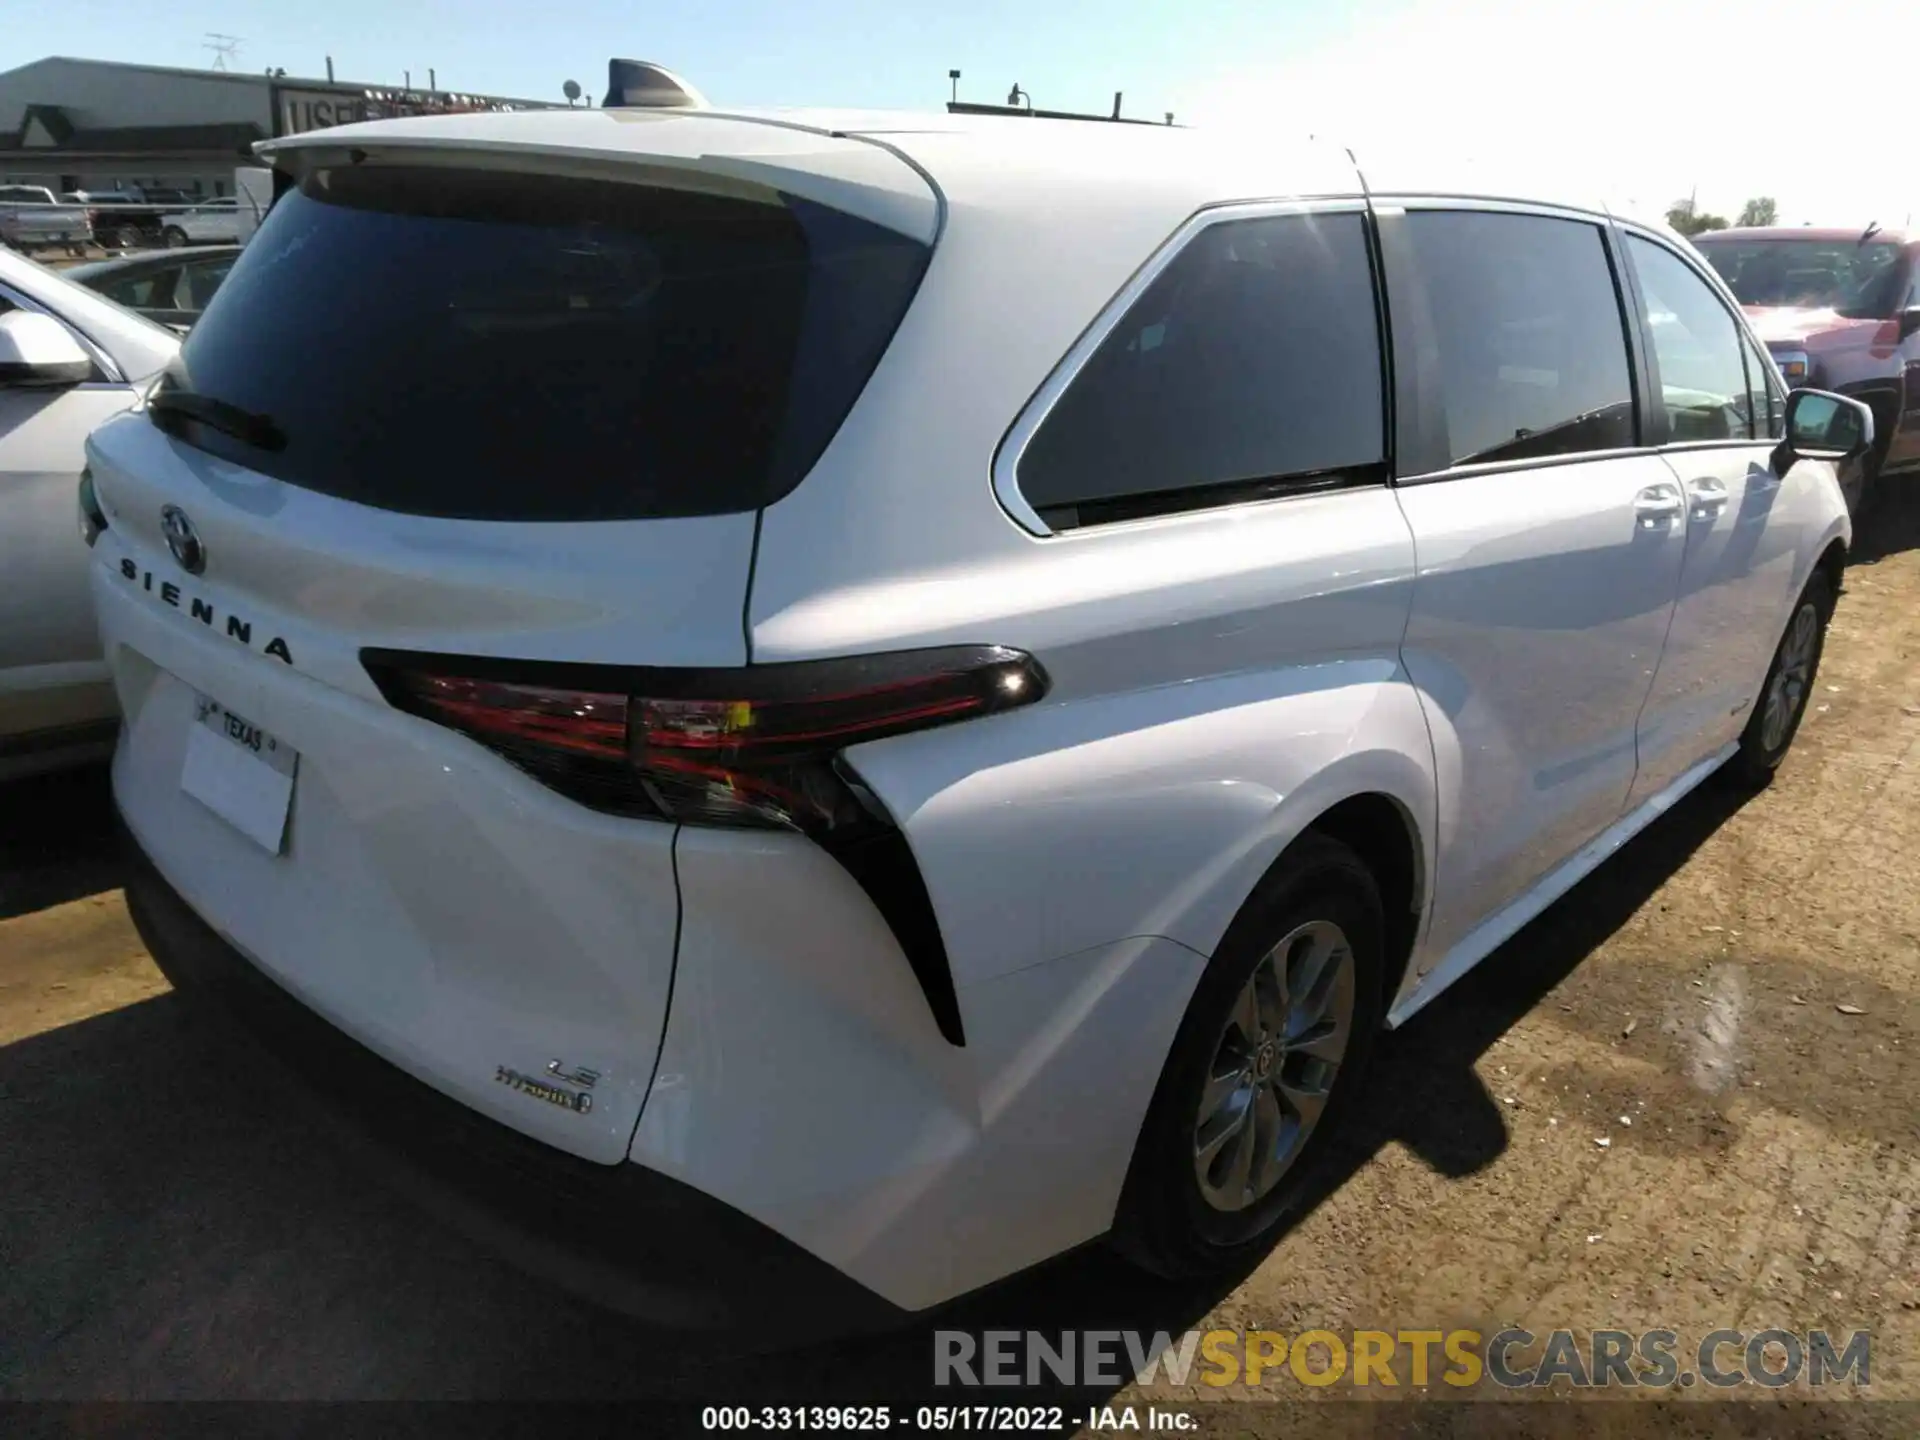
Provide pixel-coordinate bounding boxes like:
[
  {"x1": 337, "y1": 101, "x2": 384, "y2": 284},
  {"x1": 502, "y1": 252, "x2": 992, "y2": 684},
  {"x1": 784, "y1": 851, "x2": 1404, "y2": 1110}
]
[{"x1": 0, "y1": 56, "x2": 557, "y2": 199}]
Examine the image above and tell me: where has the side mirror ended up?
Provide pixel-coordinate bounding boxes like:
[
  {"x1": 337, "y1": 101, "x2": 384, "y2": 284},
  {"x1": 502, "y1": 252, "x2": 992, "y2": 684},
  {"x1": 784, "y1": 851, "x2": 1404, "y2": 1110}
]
[
  {"x1": 1900, "y1": 305, "x2": 1920, "y2": 341},
  {"x1": 0, "y1": 310, "x2": 93, "y2": 388},
  {"x1": 1773, "y1": 388, "x2": 1874, "y2": 473}
]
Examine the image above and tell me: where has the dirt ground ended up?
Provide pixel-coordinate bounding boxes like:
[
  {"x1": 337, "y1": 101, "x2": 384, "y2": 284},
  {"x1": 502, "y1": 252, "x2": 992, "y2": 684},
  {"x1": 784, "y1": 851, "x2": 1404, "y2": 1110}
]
[{"x1": 2, "y1": 491, "x2": 1918, "y2": 1436}]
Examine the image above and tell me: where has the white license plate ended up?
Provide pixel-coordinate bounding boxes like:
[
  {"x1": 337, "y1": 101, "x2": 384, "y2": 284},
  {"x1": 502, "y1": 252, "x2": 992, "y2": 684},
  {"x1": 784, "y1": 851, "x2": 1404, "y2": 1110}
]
[{"x1": 180, "y1": 695, "x2": 298, "y2": 854}]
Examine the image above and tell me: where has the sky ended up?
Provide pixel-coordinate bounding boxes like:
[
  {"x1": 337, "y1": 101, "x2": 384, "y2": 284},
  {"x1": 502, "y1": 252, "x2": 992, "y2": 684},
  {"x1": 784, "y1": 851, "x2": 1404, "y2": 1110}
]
[{"x1": 5, "y1": 0, "x2": 1913, "y2": 228}]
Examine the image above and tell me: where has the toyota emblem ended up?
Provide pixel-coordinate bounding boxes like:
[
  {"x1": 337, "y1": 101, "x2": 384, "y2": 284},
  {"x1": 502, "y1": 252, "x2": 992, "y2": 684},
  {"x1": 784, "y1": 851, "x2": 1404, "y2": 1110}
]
[{"x1": 160, "y1": 505, "x2": 205, "y2": 575}]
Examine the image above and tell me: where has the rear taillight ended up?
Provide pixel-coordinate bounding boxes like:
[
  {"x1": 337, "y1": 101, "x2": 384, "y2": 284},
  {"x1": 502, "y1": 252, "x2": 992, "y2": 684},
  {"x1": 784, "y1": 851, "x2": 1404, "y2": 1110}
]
[
  {"x1": 363, "y1": 646, "x2": 1047, "y2": 1047},
  {"x1": 362, "y1": 646, "x2": 1047, "y2": 836}
]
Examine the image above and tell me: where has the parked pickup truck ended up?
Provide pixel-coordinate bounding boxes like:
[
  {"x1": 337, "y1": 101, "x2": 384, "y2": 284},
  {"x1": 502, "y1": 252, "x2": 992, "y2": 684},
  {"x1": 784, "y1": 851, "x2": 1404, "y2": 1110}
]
[
  {"x1": 0, "y1": 185, "x2": 93, "y2": 254},
  {"x1": 1695, "y1": 225, "x2": 1920, "y2": 504},
  {"x1": 69, "y1": 187, "x2": 192, "y2": 250}
]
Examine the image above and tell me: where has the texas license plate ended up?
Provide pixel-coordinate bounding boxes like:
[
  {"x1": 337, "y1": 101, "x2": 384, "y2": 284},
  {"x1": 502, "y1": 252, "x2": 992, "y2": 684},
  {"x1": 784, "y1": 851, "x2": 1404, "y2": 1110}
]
[{"x1": 180, "y1": 694, "x2": 298, "y2": 854}]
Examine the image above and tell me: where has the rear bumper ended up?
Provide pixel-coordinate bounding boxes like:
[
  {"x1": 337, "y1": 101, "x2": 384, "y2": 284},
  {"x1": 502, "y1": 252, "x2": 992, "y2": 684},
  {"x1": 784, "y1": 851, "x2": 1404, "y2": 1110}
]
[
  {"x1": 119, "y1": 820, "x2": 906, "y2": 1338},
  {"x1": 89, "y1": 500, "x2": 1201, "y2": 1315}
]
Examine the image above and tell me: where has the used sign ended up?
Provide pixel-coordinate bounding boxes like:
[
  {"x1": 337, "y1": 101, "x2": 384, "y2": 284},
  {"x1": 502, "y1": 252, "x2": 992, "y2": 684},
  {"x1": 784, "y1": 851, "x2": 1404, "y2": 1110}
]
[{"x1": 276, "y1": 89, "x2": 370, "y2": 136}]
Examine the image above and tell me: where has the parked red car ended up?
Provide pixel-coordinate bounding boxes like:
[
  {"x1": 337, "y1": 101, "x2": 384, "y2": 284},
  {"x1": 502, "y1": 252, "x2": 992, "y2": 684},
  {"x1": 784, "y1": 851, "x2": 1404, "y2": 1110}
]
[{"x1": 1694, "y1": 226, "x2": 1920, "y2": 502}]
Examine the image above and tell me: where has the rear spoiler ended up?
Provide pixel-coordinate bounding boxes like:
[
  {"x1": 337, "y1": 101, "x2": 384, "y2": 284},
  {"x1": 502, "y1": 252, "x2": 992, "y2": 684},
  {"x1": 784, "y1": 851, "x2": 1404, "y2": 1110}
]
[{"x1": 250, "y1": 97, "x2": 939, "y2": 243}]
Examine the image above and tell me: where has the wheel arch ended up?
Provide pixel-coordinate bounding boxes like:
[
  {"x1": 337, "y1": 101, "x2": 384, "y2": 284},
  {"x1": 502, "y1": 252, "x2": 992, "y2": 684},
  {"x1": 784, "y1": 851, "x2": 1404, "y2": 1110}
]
[
  {"x1": 1816, "y1": 534, "x2": 1847, "y2": 599},
  {"x1": 1838, "y1": 381, "x2": 1901, "y2": 466},
  {"x1": 1177, "y1": 752, "x2": 1434, "y2": 1012},
  {"x1": 1299, "y1": 791, "x2": 1425, "y2": 1009}
]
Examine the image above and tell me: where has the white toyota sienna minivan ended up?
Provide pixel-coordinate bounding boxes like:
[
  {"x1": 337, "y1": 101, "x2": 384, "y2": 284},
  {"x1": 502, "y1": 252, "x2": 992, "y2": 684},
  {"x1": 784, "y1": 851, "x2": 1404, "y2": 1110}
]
[{"x1": 84, "y1": 94, "x2": 1870, "y2": 1328}]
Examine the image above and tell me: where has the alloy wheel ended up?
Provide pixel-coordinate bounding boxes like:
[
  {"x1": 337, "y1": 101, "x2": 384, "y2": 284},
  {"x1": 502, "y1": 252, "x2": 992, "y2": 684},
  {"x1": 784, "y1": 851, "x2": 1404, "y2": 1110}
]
[
  {"x1": 1760, "y1": 601, "x2": 1819, "y2": 753},
  {"x1": 1193, "y1": 919, "x2": 1355, "y2": 1212}
]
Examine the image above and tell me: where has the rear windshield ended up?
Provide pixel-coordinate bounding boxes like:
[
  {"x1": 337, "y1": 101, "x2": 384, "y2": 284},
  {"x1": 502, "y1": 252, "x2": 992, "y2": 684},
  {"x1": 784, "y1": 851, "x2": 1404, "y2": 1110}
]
[
  {"x1": 1694, "y1": 237, "x2": 1907, "y2": 317},
  {"x1": 158, "y1": 163, "x2": 931, "y2": 520}
]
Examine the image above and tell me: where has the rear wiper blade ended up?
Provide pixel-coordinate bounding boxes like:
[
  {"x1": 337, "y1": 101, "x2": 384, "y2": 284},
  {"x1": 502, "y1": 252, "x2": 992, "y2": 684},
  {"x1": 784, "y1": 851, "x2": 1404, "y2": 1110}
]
[
  {"x1": 1858, "y1": 221, "x2": 1881, "y2": 247},
  {"x1": 149, "y1": 389, "x2": 287, "y2": 452}
]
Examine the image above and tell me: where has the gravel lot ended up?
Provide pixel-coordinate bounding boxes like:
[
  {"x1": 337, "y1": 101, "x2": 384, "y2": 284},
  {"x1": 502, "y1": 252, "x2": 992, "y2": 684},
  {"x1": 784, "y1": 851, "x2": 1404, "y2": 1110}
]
[{"x1": 2, "y1": 489, "x2": 1917, "y2": 1432}]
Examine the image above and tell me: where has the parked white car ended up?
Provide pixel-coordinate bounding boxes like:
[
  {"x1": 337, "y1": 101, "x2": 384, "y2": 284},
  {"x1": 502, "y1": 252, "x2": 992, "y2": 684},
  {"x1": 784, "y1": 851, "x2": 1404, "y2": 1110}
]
[
  {"x1": 86, "y1": 102, "x2": 1867, "y2": 1327},
  {"x1": 1, "y1": 249, "x2": 176, "y2": 779},
  {"x1": 160, "y1": 197, "x2": 247, "y2": 247}
]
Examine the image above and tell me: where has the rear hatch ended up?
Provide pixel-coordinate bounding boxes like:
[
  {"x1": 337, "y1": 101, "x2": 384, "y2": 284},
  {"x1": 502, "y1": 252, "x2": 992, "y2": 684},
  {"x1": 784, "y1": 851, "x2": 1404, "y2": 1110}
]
[{"x1": 90, "y1": 117, "x2": 937, "y2": 1161}]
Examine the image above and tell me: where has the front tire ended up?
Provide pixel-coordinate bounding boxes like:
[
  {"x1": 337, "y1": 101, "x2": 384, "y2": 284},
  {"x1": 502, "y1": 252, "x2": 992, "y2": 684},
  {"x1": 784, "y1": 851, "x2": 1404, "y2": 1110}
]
[
  {"x1": 1114, "y1": 832, "x2": 1385, "y2": 1279},
  {"x1": 162, "y1": 226, "x2": 188, "y2": 248},
  {"x1": 1725, "y1": 566, "x2": 1834, "y2": 787}
]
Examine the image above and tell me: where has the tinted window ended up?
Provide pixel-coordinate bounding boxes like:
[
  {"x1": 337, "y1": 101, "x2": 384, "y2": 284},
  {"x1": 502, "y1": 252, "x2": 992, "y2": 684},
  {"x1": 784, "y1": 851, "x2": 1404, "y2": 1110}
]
[
  {"x1": 1627, "y1": 235, "x2": 1758, "y2": 443},
  {"x1": 1402, "y1": 212, "x2": 1635, "y2": 468},
  {"x1": 1695, "y1": 237, "x2": 1906, "y2": 317},
  {"x1": 1017, "y1": 211, "x2": 1384, "y2": 528},
  {"x1": 178, "y1": 256, "x2": 235, "y2": 312},
  {"x1": 160, "y1": 165, "x2": 931, "y2": 521},
  {"x1": 95, "y1": 266, "x2": 181, "y2": 312}
]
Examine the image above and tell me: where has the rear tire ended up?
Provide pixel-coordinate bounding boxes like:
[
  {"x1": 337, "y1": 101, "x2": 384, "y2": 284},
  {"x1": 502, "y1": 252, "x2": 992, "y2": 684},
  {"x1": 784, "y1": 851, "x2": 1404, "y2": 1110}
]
[
  {"x1": 1724, "y1": 566, "x2": 1833, "y2": 788},
  {"x1": 1113, "y1": 832, "x2": 1385, "y2": 1280},
  {"x1": 162, "y1": 226, "x2": 188, "y2": 248}
]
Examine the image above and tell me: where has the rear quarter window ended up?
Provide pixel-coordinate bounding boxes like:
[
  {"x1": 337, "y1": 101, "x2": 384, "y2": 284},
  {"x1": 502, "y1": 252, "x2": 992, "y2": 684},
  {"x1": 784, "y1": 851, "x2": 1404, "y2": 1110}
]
[
  {"x1": 160, "y1": 164, "x2": 931, "y2": 521},
  {"x1": 1013, "y1": 209, "x2": 1387, "y2": 530}
]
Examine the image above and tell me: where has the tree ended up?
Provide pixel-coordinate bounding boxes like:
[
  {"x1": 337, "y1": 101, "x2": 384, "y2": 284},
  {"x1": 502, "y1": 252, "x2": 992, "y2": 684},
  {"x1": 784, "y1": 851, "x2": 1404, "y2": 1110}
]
[
  {"x1": 1666, "y1": 198, "x2": 1731, "y2": 237},
  {"x1": 1737, "y1": 196, "x2": 1779, "y2": 227}
]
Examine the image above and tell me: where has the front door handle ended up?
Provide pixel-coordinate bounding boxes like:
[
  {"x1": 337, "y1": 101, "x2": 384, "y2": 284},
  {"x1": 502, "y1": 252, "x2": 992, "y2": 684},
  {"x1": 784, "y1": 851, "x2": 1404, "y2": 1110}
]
[
  {"x1": 1688, "y1": 477, "x2": 1729, "y2": 520},
  {"x1": 1633, "y1": 484, "x2": 1684, "y2": 527}
]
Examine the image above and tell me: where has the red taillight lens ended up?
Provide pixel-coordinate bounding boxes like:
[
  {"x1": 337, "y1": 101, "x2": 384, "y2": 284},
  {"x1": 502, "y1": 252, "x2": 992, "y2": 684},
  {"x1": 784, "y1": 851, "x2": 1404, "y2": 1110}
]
[
  {"x1": 405, "y1": 677, "x2": 629, "y2": 759},
  {"x1": 363, "y1": 646, "x2": 1049, "y2": 835},
  {"x1": 362, "y1": 645, "x2": 1040, "y2": 1048}
]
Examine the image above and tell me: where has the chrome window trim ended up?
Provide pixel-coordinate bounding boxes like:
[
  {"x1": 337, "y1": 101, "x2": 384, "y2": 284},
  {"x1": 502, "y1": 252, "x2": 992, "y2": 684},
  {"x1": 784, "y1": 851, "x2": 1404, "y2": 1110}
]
[
  {"x1": 991, "y1": 195, "x2": 1370, "y2": 539},
  {"x1": 1375, "y1": 193, "x2": 1612, "y2": 224},
  {"x1": 1659, "y1": 438, "x2": 1777, "y2": 454},
  {"x1": 0, "y1": 278, "x2": 127, "y2": 385},
  {"x1": 1397, "y1": 445, "x2": 1651, "y2": 487}
]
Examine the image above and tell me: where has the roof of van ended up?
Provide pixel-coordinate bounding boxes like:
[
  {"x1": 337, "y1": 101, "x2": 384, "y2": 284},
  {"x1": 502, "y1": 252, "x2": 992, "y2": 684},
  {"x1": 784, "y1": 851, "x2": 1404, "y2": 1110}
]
[
  {"x1": 259, "y1": 106, "x2": 1344, "y2": 208},
  {"x1": 258, "y1": 105, "x2": 1637, "y2": 229}
]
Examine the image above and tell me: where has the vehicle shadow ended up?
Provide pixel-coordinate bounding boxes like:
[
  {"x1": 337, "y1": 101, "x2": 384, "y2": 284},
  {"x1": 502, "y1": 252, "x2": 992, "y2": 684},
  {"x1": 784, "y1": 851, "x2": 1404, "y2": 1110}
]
[
  {"x1": 0, "y1": 765, "x2": 124, "y2": 921},
  {"x1": 1850, "y1": 473, "x2": 1920, "y2": 566},
  {"x1": 0, "y1": 766, "x2": 1755, "y2": 1408}
]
